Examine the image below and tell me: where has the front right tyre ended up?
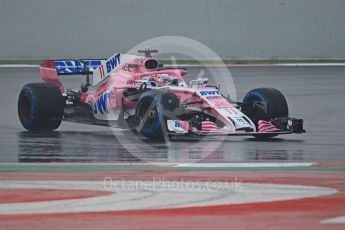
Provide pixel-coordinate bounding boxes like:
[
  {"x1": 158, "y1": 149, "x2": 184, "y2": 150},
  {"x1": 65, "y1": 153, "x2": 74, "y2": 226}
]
[{"x1": 241, "y1": 87, "x2": 289, "y2": 138}]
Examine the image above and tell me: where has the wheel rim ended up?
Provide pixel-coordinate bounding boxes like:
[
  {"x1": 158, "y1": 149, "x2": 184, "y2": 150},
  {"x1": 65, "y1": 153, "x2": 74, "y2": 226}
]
[{"x1": 138, "y1": 99, "x2": 157, "y2": 128}]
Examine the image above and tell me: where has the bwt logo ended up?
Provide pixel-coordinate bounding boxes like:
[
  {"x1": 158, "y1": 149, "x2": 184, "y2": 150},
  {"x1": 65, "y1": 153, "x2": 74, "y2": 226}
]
[
  {"x1": 174, "y1": 120, "x2": 188, "y2": 131},
  {"x1": 200, "y1": 90, "x2": 220, "y2": 97},
  {"x1": 175, "y1": 121, "x2": 182, "y2": 128},
  {"x1": 93, "y1": 92, "x2": 110, "y2": 114},
  {"x1": 106, "y1": 53, "x2": 121, "y2": 73}
]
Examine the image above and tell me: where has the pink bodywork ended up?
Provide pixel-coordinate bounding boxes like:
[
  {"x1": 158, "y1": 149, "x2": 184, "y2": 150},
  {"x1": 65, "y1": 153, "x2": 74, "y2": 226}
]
[
  {"x1": 39, "y1": 56, "x2": 251, "y2": 133},
  {"x1": 83, "y1": 56, "x2": 240, "y2": 129},
  {"x1": 37, "y1": 55, "x2": 300, "y2": 136},
  {"x1": 257, "y1": 120, "x2": 280, "y2": 132}
]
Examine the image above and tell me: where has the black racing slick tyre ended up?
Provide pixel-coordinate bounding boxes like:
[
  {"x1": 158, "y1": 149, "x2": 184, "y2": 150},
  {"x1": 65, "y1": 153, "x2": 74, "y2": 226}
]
[
  {"x1": 241, "y1": 87, "x2": 288, "y2": 123},
  {"x1": 134, "y1": 91, "x2": 180, "y2": 140},
  {"x1": 18, "y1": 83, "x2": 64, "y2": 131},
  {"x1": 241, "y1": 88, "x2": 288, "y2": 139},
  {"x1": 135, "y1": 91, "x2": 164, "y2": 140}
]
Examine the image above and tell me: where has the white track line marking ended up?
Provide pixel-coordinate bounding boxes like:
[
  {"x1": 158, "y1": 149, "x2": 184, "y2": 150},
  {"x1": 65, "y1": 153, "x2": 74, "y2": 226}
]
[
  {"x1": 0, "y1": 64, "x2": 40, "y2": 68},
  {"x1": 321, "y1": 215, "x2": 345, "y2": 224},
  {"x1": 0, "y1": 162, "x2": 315, "y2": 167},
  {"x1": 279, "y1": 63, "x2": 345, "y2": 66},
  {"x1": 0, "y1": 180, "x2": 336, "y2": 214},
  {"x1": 165, "y1": 63, "x2": 345, "y2": 67},
  {"x1": 174, "y1": 162, "x2": 315, "y2": 167}
]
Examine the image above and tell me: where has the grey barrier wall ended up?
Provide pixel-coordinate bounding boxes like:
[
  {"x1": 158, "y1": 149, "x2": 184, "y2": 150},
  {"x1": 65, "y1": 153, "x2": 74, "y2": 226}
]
[{"x1": 0, "y1": 0, "x2": 344, "y2": 59}]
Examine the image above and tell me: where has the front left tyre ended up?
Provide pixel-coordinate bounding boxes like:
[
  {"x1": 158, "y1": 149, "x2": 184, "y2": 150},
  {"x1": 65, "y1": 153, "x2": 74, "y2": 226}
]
[
  {"x1": 134, "y1": 90, "x2": 180, "y2": 140},
  {"x1": 18, "y1": 83, "x2": 64, "y2": 131}
]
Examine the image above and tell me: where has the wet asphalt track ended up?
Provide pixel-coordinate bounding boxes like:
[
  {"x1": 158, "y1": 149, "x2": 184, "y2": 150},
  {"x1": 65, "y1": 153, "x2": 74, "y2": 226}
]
[{"x1": 0, "y1": 66, "x2": 344, "y2": 163}]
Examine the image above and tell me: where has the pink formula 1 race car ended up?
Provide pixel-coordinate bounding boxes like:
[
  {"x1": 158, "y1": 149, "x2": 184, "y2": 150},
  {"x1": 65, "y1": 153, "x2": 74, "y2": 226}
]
[{"x1": 17, "y1": 49, "x2": 305, "y2": 140}]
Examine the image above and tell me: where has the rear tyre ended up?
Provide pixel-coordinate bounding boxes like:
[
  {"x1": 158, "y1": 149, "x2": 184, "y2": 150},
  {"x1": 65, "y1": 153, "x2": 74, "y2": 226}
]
[
  {"x1": 241, "y1": 87, "x2": 288, "y2": 138},
  {"x1": 18, "y1": 83, "x2": 64, "y2": 131}
]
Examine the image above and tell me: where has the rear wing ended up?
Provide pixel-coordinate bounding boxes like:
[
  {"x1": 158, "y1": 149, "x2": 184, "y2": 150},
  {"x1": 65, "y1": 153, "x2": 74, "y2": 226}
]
[
  {"x1": 40, "y1": 52, "x2": 137, "y2": 92},
  {"x1": 40, "y1": 59, "x2": 105, "y2": 93},
  {"x1": 42, "y1": 59, "x2": 104, "y2": 75}
]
